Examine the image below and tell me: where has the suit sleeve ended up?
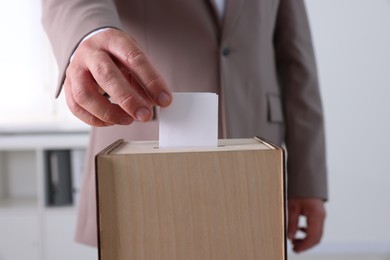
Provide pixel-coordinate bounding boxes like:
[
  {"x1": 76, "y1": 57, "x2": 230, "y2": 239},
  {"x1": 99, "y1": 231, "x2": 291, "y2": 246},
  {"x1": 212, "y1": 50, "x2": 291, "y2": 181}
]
[
  {"x1": 41, "y1": 0, "x2": 123, "y2": 97},
  {"x1": 273, "y1": 0, "x2": 328, "y2": 200}
]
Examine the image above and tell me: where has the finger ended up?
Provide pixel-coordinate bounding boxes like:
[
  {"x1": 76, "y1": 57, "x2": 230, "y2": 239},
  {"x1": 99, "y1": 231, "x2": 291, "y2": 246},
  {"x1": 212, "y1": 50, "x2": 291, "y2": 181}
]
[
  {"x1": 67, "y1": 64, "x2": 135, "y2": 125},
  {"x1": 292, "y1": 228, "x2": 319, "y2": 253},
  {"x1": 287, "y1": 201, "x2": 301, "y2": 240},
  {"x1": 64, "y1": 78, "x2": 112, "y2": 127},
  {"x1": 83, "y1": 49, "x2": 153, "y2": 121},
  {"x1": 102, "y1": 30, "x2": 172, "y2": 107},
  {"x1": 293, "y1": 207, "x2": 325, "y2": 253}
]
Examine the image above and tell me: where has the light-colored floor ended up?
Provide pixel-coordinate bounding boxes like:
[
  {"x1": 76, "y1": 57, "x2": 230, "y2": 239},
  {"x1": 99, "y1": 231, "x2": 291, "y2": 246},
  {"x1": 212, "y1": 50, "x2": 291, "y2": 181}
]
[{"x1": 288, "y1": 253, "x2": 390, "y2": 260}]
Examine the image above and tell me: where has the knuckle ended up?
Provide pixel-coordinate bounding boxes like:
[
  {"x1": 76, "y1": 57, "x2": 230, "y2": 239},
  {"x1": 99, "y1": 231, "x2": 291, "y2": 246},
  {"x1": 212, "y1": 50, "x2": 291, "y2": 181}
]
[
  {"x1": 103, "y1": 29, "x2": 122, "y2": 41},
  {"x1": 65, "y1": 93, "x2": 104, "y2": 127},
  {"x1": 119, "y1": 92, "x2": 138, "y2": 109},
  {"x1": 65, "y1": 64, "x2": 78, "y2": 79},
  {"x1": 88, "y1": 115, "x2": 102, "y2": 126},
  {"x1": 94, "y1": 62, "x2": 116, "y2": 84},
  {"x1": 125, "y1": 50, "x2": 144, "y2": 69},
  {"x1": 66, "y1": 99, "x2": 89, "y2": 123},
  {"x1": 66, "y1": 98, "x2": 80, "y2": 115},
  {"x1": 73, "y1": 44, "x2": 95, "y2": 64},
  {"x1": 73, "y1": 87, "x2": 92, "y2": 105},
  {"x1": 102, "y1": 28, "x2": 119, "y2": 39},
  {"x1": 144, "y1": 74, "x2": 161, "y2": 92},
  {"x1": 100, "y1": 108, "x2": 115, "y2": 123},
  {"x1": 78, "y1": 38, "x2": 94, "y2": 51},
  {"x1": 65, "y1": 66, "x2": 72, "y2": 78},
  {"x1": 65, "y1": 91, "x2": 80, "y2": 112}
]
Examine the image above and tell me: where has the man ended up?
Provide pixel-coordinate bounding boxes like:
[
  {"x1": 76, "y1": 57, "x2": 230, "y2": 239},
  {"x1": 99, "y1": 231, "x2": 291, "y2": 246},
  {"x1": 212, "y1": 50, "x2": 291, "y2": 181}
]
[{"x1": 42, "y1": 0, "x2": 327, "y2": 253}]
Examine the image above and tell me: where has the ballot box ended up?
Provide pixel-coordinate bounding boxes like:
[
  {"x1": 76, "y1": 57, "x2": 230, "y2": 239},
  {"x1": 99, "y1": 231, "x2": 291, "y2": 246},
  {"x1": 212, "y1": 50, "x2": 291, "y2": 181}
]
[{"x1": 96, "y1": 137, "x2": 286, "y2": 260}]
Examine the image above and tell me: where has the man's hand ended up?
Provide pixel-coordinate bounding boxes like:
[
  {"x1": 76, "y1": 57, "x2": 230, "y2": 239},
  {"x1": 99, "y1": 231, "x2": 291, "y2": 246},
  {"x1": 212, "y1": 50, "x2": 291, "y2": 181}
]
[
  {"x1": 64, "y1": 28, "x2": 172, "y2": 126},
  {"x1": 287, "y1": 198, "x2": 326, "y2": 253}
]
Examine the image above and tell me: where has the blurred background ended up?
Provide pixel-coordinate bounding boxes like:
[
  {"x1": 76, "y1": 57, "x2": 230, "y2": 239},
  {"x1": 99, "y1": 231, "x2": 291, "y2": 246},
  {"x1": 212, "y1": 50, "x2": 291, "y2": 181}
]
[{"x1": 0, "y1": 1, "x2": 389, "y2": 260}]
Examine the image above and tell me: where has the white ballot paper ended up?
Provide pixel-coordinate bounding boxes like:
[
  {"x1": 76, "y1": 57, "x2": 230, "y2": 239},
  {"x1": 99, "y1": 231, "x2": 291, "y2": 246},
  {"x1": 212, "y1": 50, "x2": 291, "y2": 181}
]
[{"x1": 159, "y1": 92, "x2": 218, "y2": 148}]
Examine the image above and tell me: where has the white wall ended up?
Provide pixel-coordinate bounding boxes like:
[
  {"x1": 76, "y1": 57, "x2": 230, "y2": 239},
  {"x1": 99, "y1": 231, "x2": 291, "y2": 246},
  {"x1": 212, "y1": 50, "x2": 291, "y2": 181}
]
[
  {"x1": 0, "y1": 1, "x2": 52, "y2": 122},
  {"x1": 305, "y1": 0, "x2": 390, "y2": 254},
  {"x1": 0, "y1": 1, "x2": 86, "y2": 130}
]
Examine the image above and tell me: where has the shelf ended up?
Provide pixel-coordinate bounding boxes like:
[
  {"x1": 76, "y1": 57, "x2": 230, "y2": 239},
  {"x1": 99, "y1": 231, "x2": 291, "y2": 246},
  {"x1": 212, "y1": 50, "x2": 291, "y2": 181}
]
[
  {"x1": 0, "y1": 197, "x2": 39, "y2": 214},
  {"x1": 0, "y1": 131, "x2": 92, "y2": 260},
  {"x1": 0, "y1": 120, "x2": 90, "y2": 135},
  {"x1": 44, "y1": 206, "x2": 77, "y2": 215},
  {"x1": 0, "y1": 132, "x2": 90, "y2": 150},
  {"x1": 0, "y1": 197, "x2": 38, "y2": 207}
]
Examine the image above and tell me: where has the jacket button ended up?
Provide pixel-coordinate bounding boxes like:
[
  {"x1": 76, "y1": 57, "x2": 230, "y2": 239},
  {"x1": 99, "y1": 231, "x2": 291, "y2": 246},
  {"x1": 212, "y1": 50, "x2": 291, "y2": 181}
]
[{"x1": 222, "y1": 47, "x2": 231, "y2": 56}]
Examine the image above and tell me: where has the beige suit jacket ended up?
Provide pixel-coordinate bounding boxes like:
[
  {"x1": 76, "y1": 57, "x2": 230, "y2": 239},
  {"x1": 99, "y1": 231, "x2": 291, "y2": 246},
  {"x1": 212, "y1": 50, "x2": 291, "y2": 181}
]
[{"x1": 42, "y1": 0, "x2": 328, "y2": 246}]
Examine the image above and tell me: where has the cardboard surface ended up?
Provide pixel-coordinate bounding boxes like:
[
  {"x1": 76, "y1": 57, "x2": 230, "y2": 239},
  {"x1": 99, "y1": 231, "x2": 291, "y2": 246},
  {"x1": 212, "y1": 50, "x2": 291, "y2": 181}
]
[{"x1": 96, "y1": 138, "x2": 286, "y2": 260}]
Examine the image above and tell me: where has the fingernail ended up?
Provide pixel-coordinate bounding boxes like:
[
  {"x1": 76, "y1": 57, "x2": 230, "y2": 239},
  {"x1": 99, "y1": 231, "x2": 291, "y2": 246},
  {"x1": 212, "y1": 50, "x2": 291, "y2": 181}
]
[
  {"x1": 120, "y1": 116, "x2": 133, "y2": 125},
  {"x1": 135, "y1": 107, "x2": 151, "y2": 121},
  {"x1": 157, "y1": 92, "x2": 171, "y2": 106}
]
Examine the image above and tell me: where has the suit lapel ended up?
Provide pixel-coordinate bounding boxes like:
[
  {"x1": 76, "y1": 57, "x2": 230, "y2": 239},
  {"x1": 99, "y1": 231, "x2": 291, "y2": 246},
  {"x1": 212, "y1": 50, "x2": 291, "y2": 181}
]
[
  {"x1": 206, "y1": 0, "x2": 223, "y2": 28},
  {"x1": 206, "y1": 0, "x2": 247, "y2": 40},
  {"x1": 221, "y1": 0, "x2": 246, "y2": 40}
]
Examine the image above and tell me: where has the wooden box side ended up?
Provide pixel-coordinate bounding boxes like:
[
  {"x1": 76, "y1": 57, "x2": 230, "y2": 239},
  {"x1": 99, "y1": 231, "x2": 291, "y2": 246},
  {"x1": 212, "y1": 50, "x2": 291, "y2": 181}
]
[{"x1": 97, "y1": 148, "x2": 285, "y2": 260}]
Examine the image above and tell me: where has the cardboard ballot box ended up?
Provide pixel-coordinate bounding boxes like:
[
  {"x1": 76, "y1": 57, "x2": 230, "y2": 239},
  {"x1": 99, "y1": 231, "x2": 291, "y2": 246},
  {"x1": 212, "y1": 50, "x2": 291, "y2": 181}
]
[{"x1": 96, "y1": 137, "x2": 286, "y2": 260}]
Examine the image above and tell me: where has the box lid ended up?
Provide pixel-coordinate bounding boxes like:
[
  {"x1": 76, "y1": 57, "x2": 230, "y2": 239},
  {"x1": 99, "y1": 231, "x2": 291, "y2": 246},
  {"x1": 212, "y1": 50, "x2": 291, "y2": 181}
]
[{"x1": 101, "y1": 137, "x2": 279, "y2": 156}]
